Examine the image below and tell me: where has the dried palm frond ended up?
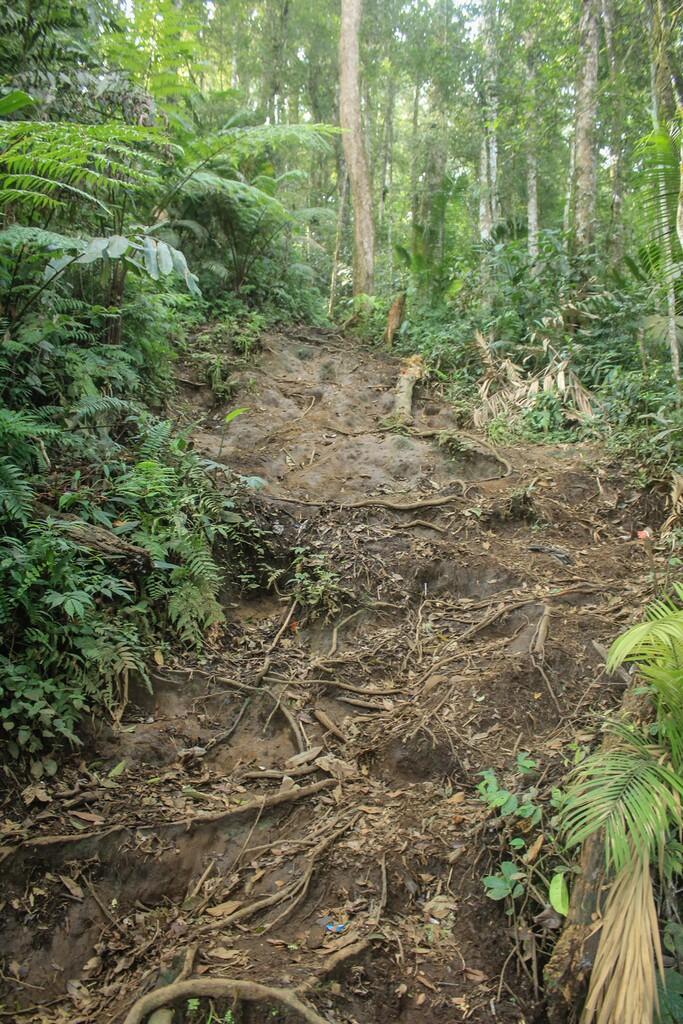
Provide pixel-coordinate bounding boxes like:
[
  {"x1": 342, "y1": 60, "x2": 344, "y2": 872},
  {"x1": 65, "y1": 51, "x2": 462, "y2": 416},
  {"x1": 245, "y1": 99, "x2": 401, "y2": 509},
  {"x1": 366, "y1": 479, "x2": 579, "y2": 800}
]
[
  {"x1": 472, "y1": 355, "x2": 596, "y2": 428},
  {"x1": 473, "y1": 329, "x2": 497, "y2": 373},
  {"x1": 581, "y1": 852, "x2": 663, "y2": 1024},
  {"x1": 662, "y1": 472, "x2": 683, "y2": 535}
]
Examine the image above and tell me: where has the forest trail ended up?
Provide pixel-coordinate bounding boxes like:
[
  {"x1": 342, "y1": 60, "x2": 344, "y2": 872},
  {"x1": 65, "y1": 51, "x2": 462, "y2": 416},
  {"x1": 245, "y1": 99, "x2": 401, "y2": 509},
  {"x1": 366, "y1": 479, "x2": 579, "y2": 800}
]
[{"x1": 0, "y1": 327, "x2": 655, "y2": 1024}]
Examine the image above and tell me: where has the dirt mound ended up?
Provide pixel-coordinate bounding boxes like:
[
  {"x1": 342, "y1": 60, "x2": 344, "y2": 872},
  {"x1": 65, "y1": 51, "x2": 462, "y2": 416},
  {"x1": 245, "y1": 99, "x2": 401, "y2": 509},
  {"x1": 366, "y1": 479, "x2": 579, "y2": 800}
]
[{"x1": 0, "y1": 327, "x2": 653, "y2": 1024}]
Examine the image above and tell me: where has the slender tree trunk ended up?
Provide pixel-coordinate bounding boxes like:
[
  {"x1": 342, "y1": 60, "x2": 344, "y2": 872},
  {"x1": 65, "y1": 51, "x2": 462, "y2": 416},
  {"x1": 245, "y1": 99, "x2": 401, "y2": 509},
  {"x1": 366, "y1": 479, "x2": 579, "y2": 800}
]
[
  {"x1": 479, "y1": 0, "x2": 499, "y2": 241},
  {"x1": 479, "y1": 137, "x2": 493, "y2": 241},
  {"x1": 563, "y1": 138, "x2": 576, "y2": 240},
  {"x1": 648, "y1": 0, "x2": 681, "y2": 393},
  {"x1": 410, "y1": 76, "x2": 421, "y2": 253},
  {"x1": 525, "y1": 35, "x2": 539, "y2": 263},
  {"x1": 339, "y1": 0, "x2": 374, "y2": 295},
  {"x1": 601, "y1": 0, "x2": 625, "y2": 261},
  {"x1": 527, "y1": 149, "x2": 539, "y2": 262},
  {"x1": 573, "y1": 0, "x2": 600, "y2": 254},
  {"x1": 378, "y1": 81, "x2": 395, "y2": 229},
  {"x1": 328, "y1": 170, "x2": 348, "y2": 316}
]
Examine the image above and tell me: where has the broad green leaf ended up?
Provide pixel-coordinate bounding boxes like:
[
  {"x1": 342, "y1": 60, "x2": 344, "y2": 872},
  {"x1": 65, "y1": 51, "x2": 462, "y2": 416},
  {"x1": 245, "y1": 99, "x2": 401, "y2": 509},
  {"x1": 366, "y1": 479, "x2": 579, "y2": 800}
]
[
  {"x1": 0, "y1": 90, "x2": 34, "y2": 116},
  {"x1": 548, "y1": 872, "x2": 569, "y2": 916},
  {"x1": 107, "y1": 235, "x2": 130, "y2": 258},
  {"x1": 143, "y1": 236, "x2": 159, "y2": 279},
  {"x1": 156, "y1": 240, "x2": 173, "y2": 275}
]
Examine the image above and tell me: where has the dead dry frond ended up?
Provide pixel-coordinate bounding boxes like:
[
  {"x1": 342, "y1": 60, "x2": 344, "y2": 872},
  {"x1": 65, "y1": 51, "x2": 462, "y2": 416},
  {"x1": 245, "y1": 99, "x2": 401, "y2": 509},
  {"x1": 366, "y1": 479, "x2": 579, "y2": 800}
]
[
  {"x1": 471, "y1": 338, "x2": 596, "y2": 428},
  {"x1": 662, "y1": 472, "x2": 683, "y2": 535},
  {"x1": 581, "y1": 852, "x2": 663, "y2": 1024}
]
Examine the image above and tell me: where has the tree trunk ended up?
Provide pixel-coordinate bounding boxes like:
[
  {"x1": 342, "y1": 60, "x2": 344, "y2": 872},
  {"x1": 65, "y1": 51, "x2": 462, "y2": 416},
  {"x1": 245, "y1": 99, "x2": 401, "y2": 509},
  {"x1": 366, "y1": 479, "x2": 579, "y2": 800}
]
[
  {"x1": 328, "y1": 170, "x2": 348, "y2": 316},
  {"x1": 479, "y1": 137, "x2": 493, "y2": 241},
  {"x1": 410, "y1": 76, "x2": 422, "y2": 254},
  {"x1": 573, "y1": 0, "x2": 600, "y2": 254},
  {"x1": 601, "y1": 0, "x2": 625, "y2": 262},
  {"x1": 525, "y1": 36, "x2": 539, "y2": 263},
  {"x1": 648, "y1": 0, "x2": 681, "y2": 394},
  {"x1": 563, "y1": 137, "x2": 576, "y2": 241},
  {"x1": 478, "y1": 0, "x2": 499, "y2": 241},
  {"x1": 339, "y1": 0, "x2": 374, "y2": 295},
  {"x1": 527, "y1": 149, "x2": 539, "y2": 263},
  {"x1": 378, "y1": 80, "x2": 395, "y2": 229}
]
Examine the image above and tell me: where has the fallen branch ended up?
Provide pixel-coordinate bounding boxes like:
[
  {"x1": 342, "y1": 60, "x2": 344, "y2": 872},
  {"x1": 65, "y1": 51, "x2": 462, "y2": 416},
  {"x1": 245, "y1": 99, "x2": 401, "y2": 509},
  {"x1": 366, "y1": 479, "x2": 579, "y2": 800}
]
[
  {"x1": 171, "y1": 778, "x2": 334, "y2": 827},
  {"x1": 37, "y1": 504, "x2": 150, "y2": 565},
  {"x1": 122, "y1": 979, "x2": 332, "y2": 1024}
]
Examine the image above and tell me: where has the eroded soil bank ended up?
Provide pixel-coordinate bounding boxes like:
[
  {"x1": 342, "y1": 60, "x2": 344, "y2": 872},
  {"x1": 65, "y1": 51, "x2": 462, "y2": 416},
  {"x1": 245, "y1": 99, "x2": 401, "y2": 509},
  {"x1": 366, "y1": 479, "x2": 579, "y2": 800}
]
[{"x1": 0, "y1": 328, "x2": 657, "y2": 1023}]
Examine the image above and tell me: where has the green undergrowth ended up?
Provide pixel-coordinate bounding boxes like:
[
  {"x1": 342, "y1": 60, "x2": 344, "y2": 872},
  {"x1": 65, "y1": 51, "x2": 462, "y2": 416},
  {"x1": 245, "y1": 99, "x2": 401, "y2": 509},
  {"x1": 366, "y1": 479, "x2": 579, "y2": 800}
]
[{"x1": 0, "y1": 293, "x2": 277, "y2": 771}]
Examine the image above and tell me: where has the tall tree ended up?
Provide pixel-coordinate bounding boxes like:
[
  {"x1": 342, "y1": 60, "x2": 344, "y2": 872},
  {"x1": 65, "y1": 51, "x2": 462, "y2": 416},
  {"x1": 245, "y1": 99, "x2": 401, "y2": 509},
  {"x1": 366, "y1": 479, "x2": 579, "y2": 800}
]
[
  {"x1": 647, "y1": 0, "x2": 681, "y2": 391},
  {"x1": 339, "y1": 0, "x2": 374, "y2": 294},
  {"x1": 478, "y1": 0, "x2": 499, "y2": 241},
  {"x1": 573, "y1": 0, "x2": 599, "y2": 253},
  {"x1": 524, "y1": 31, "x2": 539, "y2": 262}
]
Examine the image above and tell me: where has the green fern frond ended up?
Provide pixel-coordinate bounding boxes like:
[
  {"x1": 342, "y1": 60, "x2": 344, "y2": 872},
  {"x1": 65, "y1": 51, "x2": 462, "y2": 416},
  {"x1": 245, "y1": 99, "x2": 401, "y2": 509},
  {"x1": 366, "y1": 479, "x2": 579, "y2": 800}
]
[{"x1": 0, "y1": 457, "x2": 33, "y2": 523}]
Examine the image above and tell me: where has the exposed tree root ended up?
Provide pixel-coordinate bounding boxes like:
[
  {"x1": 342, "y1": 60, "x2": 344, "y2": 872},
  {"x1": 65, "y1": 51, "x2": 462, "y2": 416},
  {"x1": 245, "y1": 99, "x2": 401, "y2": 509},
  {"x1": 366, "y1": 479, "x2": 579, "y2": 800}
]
[
  {"x1": 121, "y1": 979, "x2": 332, "y2": 1024},
  {"x1": 6, "y1": 781, "x2": 335, "y2": 868},
  {"x1": 199, "y1": 823, "x2": 351, "y2": 934}
]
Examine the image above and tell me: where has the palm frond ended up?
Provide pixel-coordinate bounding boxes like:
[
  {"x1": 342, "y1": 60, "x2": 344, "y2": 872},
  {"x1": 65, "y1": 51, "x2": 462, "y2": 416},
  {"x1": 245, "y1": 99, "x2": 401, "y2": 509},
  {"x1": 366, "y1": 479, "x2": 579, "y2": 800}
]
[{"x1": 561, "y1": 730, "x2": 683, "y2": 870}]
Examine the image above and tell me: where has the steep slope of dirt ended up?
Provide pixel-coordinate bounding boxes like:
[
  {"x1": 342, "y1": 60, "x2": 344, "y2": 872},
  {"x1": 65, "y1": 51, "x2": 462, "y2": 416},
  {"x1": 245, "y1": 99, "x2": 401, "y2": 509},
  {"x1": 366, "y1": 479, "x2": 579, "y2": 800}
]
[{"x1": 0, "y1": 327, "x2": 655, "y2": 1024}]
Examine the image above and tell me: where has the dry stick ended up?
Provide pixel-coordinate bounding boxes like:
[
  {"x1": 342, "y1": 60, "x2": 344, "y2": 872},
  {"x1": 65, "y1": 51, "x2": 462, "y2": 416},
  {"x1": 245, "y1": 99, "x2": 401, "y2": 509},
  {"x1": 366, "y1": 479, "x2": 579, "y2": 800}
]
[
  {"x1": 412, "y1": 427, "x2": 514, "y2": 479},
  {"x1": 243, "y1": 764, "x2": 320, "y2": 781},
  {"x1": 186, "y1": 859, "x2": 216, "y2": 902},
  {"x1": 336, "y1": 695, "x2": 388, "y2": 710},
  {"x1": 326, "y1": 608, "x2": 364, "y2": 659},
  {"x1": 263, "y1": 686, "x2": 305, "y2": 752},
  {"x1": 267, "y1": 599, "x2": 298, "y2": 654},
  {"x1": 165, "y1": 779, "x2": 334, "y2": 828},
  {"x1": 533, "y1": 657, "x2": 563, "y2": 715},
  {"x1": 313, "y1": 708, "x2": 346, "y2": 742},
  {"x1": 417, "y1": 598, "x2": 537, "y2": 685},
  {"x1": 203, "y1": 698, "x2": 251, "y2": 754},
  {"x1": 373, "y1": 852, "x2": 388, "y2": 925},
  {"x1": 260, "y1": 475, "x2": 508, "y2": 511},
  {"x1": 315, "y1": 939, "x2": 371, "y2": 977},
  {"x1": 299, "y1": 678, "x2": 402, "y2": 696},
  {"x1": 122, "y1": 979, "x2": 332, "y2": 1024}
]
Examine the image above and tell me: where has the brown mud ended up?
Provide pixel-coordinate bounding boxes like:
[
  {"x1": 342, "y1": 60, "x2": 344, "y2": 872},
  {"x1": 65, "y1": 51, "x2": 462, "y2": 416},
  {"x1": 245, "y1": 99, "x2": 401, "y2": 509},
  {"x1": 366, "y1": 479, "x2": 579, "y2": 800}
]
[{"x1": 0, "y1": 327, "x2": 658, "y2": 1023}]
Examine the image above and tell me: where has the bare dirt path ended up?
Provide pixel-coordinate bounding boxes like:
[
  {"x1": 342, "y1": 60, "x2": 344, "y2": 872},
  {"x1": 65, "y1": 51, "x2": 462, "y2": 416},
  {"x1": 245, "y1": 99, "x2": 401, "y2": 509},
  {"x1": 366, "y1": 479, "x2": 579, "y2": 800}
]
[{"x1": 0, "y1": 327, "x2": 655, "y2": 1024}]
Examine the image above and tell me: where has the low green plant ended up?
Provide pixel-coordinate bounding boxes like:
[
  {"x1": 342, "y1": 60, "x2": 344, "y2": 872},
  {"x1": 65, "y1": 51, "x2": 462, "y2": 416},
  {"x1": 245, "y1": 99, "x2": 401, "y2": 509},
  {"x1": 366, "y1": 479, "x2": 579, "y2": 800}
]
[
  {"x1": 270, "y1": 545, "x2": 345, "y2": 618},
  {"x1": 478, "y1": 754, "x2": 570, "y2": 919}
]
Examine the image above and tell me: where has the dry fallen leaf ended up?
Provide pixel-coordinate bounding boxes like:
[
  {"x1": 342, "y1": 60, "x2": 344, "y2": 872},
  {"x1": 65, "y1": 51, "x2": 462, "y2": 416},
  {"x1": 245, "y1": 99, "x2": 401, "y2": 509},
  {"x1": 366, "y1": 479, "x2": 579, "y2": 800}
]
[
  {"x1": 206, "y1": 899, "x2": 242, "y2": 918},
  {"x1": 524, "y1": 833, "x2": 544, "y2": 864},
  {"x1": 59, "y1": 875, "x2": 84, "y2": 900}
]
